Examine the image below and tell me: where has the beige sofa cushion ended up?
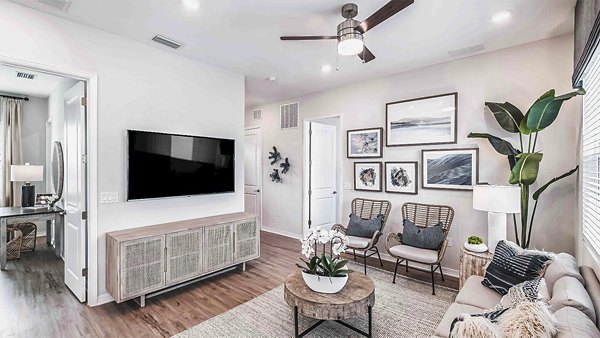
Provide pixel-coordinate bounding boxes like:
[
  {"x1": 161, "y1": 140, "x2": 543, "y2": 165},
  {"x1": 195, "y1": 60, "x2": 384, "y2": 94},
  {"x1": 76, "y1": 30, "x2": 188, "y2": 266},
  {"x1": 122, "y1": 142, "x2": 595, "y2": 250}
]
[
  {"x1": 347, "y1": 236, "x2": 369, "y2": 249},
  {"x1": 554, "y1": 306, "x2": 600, "y2": 338},
  {"x1": 388, "y1": 244, "x2": 438, "y2": 264},
  {"x1": 550, "y1": 276, "x2": 597, "y2": 323},
  {"x1": 455, "y1": 275, "x2": 502, "y2": 310},
  {"x1": 545, "y1": 253, "x2": 584, "y2": 294},
  {"x1": 434, "y1": 303, "x2": 486, "y2": 338}
]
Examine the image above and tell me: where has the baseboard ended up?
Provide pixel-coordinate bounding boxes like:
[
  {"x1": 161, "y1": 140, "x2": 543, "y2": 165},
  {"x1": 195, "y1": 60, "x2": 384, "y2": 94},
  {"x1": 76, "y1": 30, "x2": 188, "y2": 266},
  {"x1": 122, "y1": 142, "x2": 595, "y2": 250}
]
[
  {"x1": 261, "y1": 226, "x2": 302, "y2": 240},
  {"x1": 95, "y1": 293, "x2": 114, "y2": 306}
]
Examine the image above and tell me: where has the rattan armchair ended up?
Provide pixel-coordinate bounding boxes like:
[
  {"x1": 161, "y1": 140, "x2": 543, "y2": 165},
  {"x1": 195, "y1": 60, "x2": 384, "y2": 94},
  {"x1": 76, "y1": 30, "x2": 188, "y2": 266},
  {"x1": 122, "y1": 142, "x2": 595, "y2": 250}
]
[
  {"x1": 332, "y1": 198, "x2": 392, "y2": 274},
  {"x1": 385, "y1": 202, "x2": 454, "y2": 295}
]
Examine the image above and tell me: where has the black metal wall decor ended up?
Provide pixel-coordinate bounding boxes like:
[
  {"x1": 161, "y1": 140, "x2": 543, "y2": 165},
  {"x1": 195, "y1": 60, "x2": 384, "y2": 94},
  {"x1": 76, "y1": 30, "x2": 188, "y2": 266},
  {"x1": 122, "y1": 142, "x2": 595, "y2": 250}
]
[
  {"x1": 280, "y1": 158, "x2": 291, "y2": 174},
  {"x1": 270, "y1": 169, "x2": 283, "y2": 183},
  {"x1": 268, "y1": 146, "x2": 282, "y2": 165}
]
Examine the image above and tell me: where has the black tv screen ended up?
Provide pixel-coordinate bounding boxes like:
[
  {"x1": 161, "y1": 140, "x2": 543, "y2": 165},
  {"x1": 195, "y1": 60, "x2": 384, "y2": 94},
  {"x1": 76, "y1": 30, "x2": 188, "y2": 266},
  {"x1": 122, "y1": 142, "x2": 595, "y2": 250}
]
[{"x1": 127, "y1": 130, "x2": 235, "y2": 200}]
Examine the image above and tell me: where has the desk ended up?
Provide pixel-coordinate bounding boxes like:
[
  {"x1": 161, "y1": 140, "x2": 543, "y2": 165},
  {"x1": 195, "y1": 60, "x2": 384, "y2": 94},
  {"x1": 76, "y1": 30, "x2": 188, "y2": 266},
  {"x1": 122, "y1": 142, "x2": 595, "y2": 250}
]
[{"x1": 0, "y1": 207, "x2": 65, "y2": 270}]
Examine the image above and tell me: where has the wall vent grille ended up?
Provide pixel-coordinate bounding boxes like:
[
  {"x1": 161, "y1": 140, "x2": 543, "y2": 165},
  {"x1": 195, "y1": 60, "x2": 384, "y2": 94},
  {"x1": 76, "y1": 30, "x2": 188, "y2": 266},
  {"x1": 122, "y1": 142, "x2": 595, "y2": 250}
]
[
  {"x1": 151, "y1": 35, "x2": 183, "y2": 49},
  {"x1": 447, "y1": 44, "x2": 485, "y2": 58},
  {"x1": 253, "y1": 109, "x2": 262, "y2": 120},
  {"x1": 36, "y1": 0, "x2": 71, "y2": 12},
  {"x1": 280, "y1": 103, "x2": 299, "y2": 129},
  {"x1": 16, "y1": 72, "x2": 36, "y2": 80}
]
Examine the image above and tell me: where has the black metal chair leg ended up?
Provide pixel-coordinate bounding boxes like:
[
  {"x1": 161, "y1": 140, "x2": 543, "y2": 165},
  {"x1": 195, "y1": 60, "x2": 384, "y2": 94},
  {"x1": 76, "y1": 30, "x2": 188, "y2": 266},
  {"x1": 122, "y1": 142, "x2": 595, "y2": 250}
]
[
  {"x1": 353, "y1": 249, "x2": 357, "y2": 260},
  {"x1": 405, "y1": 260, "x2": 408, "y2": 272},
  {"x1": 364, "y1": 254, "x2": 367, "y2": 274},
  {"x1": 431, "y1": 265, "x2": 436, "y2": 295},
  {"x1": 439, "y1": 264, "x2": 445, "y2": 282},
  {"x1": 392, "y1": 258, "x2": 399, "y2": 284},
  {"x1": 375, "y1": 248, "x2": 383, "y2": 266}
]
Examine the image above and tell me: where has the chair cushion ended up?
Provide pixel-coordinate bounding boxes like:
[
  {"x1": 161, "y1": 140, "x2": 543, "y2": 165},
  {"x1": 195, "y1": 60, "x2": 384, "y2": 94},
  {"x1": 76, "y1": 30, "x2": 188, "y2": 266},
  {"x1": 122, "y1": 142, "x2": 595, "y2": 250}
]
[
  {"x1": 388, "y1": 244, "x2": 438, "y2": 264},
  {"x1": 401, "y1": 219, "x2": 445, "y2": 250},
  {"x1": 347, "y1": 236, "x2": 370, "y2": 249},
  {"x1": 554, "y1": 306, "x2": 600, "y2": 338},
  {"x1": 455, "y1": 275, "x2": 503, "y2": 309},
  {"x1": 550, "y1": 276, "x2": 597, "y2": 323},
  {"x1": 434, "y1": 303, "x2": 486, "y2": 338},
  {"x1": 346, "y1": 213, "x2": 383, "y2": 238},
  {"x1": 545, "y1": 253, "x2": 585, "y2": 295},
  {"x1": 482, "y1": 240, "x2": 553, "y2": 295}
]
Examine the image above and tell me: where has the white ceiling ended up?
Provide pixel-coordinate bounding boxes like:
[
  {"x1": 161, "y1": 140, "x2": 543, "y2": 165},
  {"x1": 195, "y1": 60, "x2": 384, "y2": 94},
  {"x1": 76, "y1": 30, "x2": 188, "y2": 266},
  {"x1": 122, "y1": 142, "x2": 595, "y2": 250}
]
[
  {"x1": 0, "y1": 64, "x2": 63, "y2": 98},
  {"x1": 11, "y1": 0, "x2": 576, "y2": 107}
]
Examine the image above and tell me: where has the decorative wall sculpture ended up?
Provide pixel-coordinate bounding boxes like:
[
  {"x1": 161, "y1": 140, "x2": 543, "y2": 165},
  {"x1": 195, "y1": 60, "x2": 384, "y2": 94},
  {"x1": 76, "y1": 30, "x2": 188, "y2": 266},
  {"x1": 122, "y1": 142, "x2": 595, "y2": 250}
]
[
  {"x1": 270, "y1": 169, "x2": 283, "y2": 183},
  {"x1": 280, "y1": 158, "x2": 291, "y2": 174},
  {"x1": 268, "y1": 146, "x2": 282, "y2": 165}
]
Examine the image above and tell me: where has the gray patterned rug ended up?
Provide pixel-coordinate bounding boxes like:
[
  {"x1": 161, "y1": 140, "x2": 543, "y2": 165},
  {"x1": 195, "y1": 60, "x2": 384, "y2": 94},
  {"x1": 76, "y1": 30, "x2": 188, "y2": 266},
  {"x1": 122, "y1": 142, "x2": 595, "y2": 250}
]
[{"x1": 173, "y1": 262, "x2": 456, "y2": 337}]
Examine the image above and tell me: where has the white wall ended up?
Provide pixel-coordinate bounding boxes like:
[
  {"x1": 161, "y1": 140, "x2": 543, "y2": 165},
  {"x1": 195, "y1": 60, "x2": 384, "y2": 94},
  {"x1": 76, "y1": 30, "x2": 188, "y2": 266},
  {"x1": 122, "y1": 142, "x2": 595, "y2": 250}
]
[
  {"x1": 246, "y1": 34, "x2": 580, "y2": 272},
  {"x1": 20, "y1": 96, "x2": 48, "y2": 196},
  {"x1": 0, "y1": 2, "x2": 245, "y2": 304}
]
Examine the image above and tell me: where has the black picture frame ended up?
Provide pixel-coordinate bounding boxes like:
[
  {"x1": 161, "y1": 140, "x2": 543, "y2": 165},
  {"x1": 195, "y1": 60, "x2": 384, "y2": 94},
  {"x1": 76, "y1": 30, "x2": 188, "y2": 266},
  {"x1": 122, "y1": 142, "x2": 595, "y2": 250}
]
[
  {"x1": 384, "y1": 161, "x2": 418, "y2": 195},
  {"x1": 346, "y1": 127, "x2": 384, "y2": 158},
  {"x1": 354, "y1": 162, "x2": 383, "y2": 192},
  {"x1": 421, "y1": 148, "x2": 479, "y2": 191}
]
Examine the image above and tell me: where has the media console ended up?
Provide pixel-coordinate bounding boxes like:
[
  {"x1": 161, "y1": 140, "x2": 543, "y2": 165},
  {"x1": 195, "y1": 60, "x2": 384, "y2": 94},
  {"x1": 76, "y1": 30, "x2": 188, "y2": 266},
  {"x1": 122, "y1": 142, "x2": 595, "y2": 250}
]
[{"x1": 106, "y1": 212, "x2": 259, "y2": 307}]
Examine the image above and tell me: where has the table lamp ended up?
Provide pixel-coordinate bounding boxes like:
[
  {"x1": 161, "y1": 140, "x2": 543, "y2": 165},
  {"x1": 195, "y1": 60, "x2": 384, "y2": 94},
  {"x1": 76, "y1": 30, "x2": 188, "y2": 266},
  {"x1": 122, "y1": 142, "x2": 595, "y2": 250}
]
[
  {"x1": 472, "y1": 185, "x2": 520, "y2": 252},
  {"x1": 11, "y1": 163, "x2": 44, "y2": 207}
]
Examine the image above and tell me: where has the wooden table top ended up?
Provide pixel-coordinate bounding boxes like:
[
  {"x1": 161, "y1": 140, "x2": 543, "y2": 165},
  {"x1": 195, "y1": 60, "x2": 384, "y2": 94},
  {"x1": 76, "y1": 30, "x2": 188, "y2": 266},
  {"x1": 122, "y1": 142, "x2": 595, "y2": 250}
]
[{"x1": 283, "y1": 270, "x2": 375, "y2": 320}]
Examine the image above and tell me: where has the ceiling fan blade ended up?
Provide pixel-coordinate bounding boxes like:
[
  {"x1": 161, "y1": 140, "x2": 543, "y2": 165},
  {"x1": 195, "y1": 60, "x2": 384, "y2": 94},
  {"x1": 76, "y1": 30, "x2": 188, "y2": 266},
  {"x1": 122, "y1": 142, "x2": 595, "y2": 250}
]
[
  {"x1": 356, "y1": 0, "x2": 414, "y2": 34},
  {"x1": 358, "y1": 46, "x2": 376, "y2": 63},
  {"x1": 280, "y1": 36, "x2": 338, "y2": 41}
]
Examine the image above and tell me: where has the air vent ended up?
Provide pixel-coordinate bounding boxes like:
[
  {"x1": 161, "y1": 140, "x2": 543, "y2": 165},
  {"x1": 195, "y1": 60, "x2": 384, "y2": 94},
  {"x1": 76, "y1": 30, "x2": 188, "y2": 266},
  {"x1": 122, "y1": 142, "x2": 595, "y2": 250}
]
[
  {"x1": 280, "y1": 103, "x2": 299, "y2": 129},
  {"x1": 151, "y1": 35, "x2": 183, "y2": 49},
  {"x1": 253, "y1": 109, "x2": 262, "y2": 120},
  {"x1": 16, "y1": 72, "x2": 36, "y2": 80},
  {"x1": 36, "y1": 0, "x2": 71, "y2": 12},
  {"x1": 447, "y1": 44, "x2": 485, "y2": 58}
]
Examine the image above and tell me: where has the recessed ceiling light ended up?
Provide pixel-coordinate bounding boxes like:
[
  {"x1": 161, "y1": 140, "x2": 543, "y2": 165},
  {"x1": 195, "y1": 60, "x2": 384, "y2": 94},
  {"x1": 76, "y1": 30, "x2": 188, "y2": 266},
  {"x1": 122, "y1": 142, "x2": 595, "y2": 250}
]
[
  {"x1": 321, "y1": 65, "x2": 332, "y2": 73},
  {"x1": 267, "y1": 77, "x2": 277, "y2": 82},
  {"x1": 182, "y1": 0, "x2": 200, "y2": 11},
  {"x1": 491, "y1": 10, "x2": 512, "y2": 24}
]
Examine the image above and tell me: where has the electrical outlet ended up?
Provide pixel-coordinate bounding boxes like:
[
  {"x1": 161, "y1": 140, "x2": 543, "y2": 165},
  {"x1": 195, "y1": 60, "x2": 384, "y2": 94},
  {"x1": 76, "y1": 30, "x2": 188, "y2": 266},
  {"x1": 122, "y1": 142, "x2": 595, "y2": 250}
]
[
  {"x1": 100, "y1": 192, "x2": 119, "y2": 204},
  {"x1": 447, "y1": 237, "x2": 453, "y2": 247}
]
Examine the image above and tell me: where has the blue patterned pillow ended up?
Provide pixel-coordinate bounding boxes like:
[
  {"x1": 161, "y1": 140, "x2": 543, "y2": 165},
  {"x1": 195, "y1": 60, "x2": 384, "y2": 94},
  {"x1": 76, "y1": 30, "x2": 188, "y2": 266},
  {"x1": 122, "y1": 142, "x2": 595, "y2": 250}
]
[{"x1": 401, "y1": 219, "x2": 445, "y2": 250}]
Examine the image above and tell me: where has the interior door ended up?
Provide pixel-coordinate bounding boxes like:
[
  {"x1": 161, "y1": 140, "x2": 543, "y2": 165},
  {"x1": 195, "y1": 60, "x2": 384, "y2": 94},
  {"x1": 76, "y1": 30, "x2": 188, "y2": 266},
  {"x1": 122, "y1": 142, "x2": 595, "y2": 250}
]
[
  {"x1": 244, "y1": 128, "x2": 262, "y2": 219},
  {"x1": 309, "y1": 122, "x2": 338, "y2": 230},
  {"x1": 63, "y1": 82, "x2": 87, "y2": 302}
]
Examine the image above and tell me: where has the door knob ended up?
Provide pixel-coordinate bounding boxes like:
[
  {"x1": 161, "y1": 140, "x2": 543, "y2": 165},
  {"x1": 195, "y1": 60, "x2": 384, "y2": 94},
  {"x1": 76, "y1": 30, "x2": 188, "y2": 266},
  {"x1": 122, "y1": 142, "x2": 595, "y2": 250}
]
[
  {"x1": 332, "y1": 191, "x2": 337, "y2": 194},
  {"x1": 255, "y1": 189, "x2": 260, "y2": 192}
]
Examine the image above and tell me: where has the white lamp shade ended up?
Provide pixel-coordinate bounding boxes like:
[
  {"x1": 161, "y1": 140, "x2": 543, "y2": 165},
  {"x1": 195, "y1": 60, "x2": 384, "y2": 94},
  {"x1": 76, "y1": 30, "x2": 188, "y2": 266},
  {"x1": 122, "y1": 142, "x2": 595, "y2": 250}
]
[
  {"x1": 473, "y1": 185, "x2": 520, "y2": 213},
  {"x1": 11, "y1": 164, "x2": 44, "y2": 182},
  {"x1": 337, "y1": 38, "x2": 364, "y2": 56}
]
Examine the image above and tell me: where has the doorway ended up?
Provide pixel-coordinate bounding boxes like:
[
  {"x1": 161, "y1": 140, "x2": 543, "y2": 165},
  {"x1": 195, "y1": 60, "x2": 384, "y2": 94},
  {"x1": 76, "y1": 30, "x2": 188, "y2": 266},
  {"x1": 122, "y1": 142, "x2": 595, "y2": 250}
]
[
  {"x1": 303, "y1": 116, "x2": 342, "y2": 236},
  {"x1": 244, "y1": 127, "x2": 262, "y2": 220}
]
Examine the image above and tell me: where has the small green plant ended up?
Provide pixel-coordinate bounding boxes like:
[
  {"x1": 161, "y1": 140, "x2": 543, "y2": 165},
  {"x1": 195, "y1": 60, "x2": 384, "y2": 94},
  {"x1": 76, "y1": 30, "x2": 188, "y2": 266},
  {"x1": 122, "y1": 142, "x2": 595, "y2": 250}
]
[{"x1": 467, "y1": 236, "x2": 483, "y2": 245}]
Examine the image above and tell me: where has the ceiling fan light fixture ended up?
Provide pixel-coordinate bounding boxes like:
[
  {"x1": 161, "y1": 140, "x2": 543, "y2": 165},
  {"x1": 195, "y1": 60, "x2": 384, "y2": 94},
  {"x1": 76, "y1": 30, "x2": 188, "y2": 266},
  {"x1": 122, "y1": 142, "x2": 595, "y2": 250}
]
[
  {"x1": 337, "y1": 38, "x2": 364, "y2": 56},
  {"x1": 337, "y1": 18, "x2": 364, "y2": 56}
]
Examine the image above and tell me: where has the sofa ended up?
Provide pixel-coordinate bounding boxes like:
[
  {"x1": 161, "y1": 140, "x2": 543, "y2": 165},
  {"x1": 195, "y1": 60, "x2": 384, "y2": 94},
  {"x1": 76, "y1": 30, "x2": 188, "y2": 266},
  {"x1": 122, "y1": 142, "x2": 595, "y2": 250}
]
[{"x1": 433, "y1": 253, "x2": 600, "y2": 337}]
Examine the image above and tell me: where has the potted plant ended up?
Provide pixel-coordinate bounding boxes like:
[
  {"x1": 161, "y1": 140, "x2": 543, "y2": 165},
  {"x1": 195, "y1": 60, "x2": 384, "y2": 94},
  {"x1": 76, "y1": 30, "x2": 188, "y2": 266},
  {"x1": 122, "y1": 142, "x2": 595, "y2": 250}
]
[
  {"x1": 463, "y1": 235, "x2": 488, "y2": 253},
  {"x1": 296, "y1": 226, "x2": 351, "y2": 293}
]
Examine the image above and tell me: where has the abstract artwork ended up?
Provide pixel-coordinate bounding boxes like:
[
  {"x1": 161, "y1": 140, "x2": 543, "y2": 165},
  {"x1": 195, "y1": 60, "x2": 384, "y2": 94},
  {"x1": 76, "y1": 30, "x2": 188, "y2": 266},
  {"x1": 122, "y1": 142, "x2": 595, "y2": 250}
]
[
  {"x1": 385, "y1": 161, "x2": 418, "y2": 194},
  {"x1": 422, "y1": 148, "x2": 478, "y2": 191},
  {"x1": 386, "y1": 93, "x2": 457, "y2": 147},
  {"x1": 347, "y1": 128, "x2": 383, "y2": 158},
  {"x1": 354, "y1": 162, "x2": 382, "y2": 192}
]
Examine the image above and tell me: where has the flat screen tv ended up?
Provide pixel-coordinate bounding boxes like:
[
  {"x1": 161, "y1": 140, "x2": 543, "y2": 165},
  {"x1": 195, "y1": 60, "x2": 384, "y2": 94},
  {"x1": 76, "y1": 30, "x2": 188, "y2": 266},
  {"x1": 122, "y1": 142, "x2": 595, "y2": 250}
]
[{"x1": 127, "y1": 130, "x2": 235, "y2": 200}]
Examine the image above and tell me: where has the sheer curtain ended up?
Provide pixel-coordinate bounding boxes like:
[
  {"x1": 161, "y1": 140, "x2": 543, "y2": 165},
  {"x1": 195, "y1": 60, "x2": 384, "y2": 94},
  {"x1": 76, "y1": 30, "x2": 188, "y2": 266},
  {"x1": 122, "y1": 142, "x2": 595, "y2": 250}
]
[{"x1": 0, "y1": 98, "x2": 23, "y2": 207}]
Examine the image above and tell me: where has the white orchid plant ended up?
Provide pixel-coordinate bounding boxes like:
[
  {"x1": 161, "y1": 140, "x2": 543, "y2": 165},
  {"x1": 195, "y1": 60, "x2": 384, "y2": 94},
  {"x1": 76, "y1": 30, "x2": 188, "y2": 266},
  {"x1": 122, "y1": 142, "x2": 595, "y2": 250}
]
[
  {"x1": 296, "y1": 226, "x2": 352, "y2": 278},
  {"x1": 38, "y1": 194, "x2": 60, "y2": 208}
]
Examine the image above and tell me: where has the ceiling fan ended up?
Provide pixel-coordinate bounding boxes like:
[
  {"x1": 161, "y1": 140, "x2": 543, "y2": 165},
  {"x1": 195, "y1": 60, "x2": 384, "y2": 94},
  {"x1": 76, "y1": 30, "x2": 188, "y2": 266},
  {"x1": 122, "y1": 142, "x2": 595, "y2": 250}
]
[{"x1": 280, "y1": 0, "x2": 414, "y2": 63}]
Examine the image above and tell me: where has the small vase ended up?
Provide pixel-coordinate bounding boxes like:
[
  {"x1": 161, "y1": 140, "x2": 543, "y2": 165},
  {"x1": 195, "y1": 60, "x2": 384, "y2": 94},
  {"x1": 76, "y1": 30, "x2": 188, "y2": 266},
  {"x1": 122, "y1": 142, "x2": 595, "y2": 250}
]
[
  {"x1": 463, "y1": 242, "x2": 489, "y2": 253},
  {"x1": 301, "y1": 272, "x2": 348, "y2": 294}
]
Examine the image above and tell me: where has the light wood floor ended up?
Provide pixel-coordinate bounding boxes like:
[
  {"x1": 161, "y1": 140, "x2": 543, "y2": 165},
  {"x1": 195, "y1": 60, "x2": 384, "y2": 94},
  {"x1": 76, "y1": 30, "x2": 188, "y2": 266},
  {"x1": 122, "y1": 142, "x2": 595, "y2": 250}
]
[{"x1": 0, "y1": 231, "x2": 457, "y2": 337}]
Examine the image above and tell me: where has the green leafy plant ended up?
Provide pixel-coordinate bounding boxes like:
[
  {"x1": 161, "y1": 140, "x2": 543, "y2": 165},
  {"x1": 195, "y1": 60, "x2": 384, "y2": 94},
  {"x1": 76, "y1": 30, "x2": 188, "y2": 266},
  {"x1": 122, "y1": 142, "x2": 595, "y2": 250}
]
[
  {"x1": 469, "y1": 88, "x2": 584, "y2": 248},
  {"x1": 295, "y1": 254, "x2": 351, "y2": 280},
  {"x1": 467, "y1": 236, "x2": 483, "y2": 245}
]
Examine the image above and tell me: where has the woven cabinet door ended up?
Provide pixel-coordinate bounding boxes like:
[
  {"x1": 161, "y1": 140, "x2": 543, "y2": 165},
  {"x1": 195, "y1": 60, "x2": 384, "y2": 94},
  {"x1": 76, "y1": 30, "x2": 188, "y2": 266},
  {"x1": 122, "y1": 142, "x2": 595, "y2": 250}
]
[
  {"x1": 234, "y1": 218, "x2": 259, "y2": 263},
  {"x1": 120, "y1": 235, "x2": 166, "y2": 300},
  {"x1": 166, "y1": 229, "x2": 203, "y2": 285},
  {"x1": 204, "y1": 222, "x2": 234, "y2": 273}
]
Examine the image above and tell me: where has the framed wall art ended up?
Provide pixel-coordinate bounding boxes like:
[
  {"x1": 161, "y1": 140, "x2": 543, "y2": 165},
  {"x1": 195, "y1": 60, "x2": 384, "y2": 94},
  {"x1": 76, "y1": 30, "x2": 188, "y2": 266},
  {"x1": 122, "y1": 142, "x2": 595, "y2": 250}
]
[
  {"x1": 354, "y1": 162, "x2": 383, "y2": 192},
  {"x1": 422, "y1": 148, "x2": 478, "y2": 191},
  {"x1": 385, "y1": 161, "x2": 418, "y2": 195},
  {"x1": 347, "y1": 127, "x2": 383, "y2": 158},
  {"x1": 386, "y1": 92, "x2": 458, "y2": 147}
]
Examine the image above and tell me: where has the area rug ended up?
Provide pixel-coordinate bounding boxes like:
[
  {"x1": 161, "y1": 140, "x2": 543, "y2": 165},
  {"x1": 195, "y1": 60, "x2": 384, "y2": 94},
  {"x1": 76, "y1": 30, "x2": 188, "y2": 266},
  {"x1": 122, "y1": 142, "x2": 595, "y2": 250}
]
[{"x1": 173, "y1": 262, "x2": 457, "y2": 337}]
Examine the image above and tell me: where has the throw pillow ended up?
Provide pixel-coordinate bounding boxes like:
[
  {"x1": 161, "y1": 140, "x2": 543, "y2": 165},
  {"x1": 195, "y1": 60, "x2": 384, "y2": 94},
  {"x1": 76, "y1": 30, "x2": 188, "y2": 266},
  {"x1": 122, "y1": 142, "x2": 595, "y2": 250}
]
[
  {"x1": 493, "y1": 277, "x2": 550, "y2": 311},
  {"x1": 345, "y1": 213, "x2": 383, "y2": 238},
  {"x1": 497, "y1": 302, "x2": 558, "y2": 338},
  {"x1": 449, "y1": 309, "x2": 507, "y2": 338},
  {"x1": 401, "y1": 219, "x2": 445, "y2": 250},
  {"x1": 482, "y1": 240, "x2": 553, "y2": 295}
]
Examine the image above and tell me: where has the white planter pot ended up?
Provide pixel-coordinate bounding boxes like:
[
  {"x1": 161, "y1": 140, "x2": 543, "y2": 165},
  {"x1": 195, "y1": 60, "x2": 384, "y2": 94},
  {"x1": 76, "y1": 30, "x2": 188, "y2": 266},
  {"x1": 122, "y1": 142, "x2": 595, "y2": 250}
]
[
  {"x1": 301, "y1": 272, "x2": 348, "y2": 294},
  {"x1": 463, "y1": 242, "x2": 489, "y2": 253}
]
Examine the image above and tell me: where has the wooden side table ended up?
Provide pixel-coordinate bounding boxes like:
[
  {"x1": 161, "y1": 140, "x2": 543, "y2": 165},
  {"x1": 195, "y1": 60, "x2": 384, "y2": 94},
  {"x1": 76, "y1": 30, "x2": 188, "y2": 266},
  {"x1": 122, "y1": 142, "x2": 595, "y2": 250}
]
[{"x1": 459, "y1": 246, "x2": 493, "y2": 289}]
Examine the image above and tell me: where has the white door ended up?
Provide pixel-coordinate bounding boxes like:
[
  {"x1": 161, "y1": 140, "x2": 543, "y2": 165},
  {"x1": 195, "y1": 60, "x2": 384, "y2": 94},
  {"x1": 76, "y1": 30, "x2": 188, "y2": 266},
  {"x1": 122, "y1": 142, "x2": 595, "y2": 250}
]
[
  {"x1": 244, "y1": 128, "x2": 262, "y2": 219},
  {"x1": 63, "y1": 82, "x2": 87, "y2": 302},
  {"x1": 309, "y1": 122, "x2": 337, "y2": 230}
]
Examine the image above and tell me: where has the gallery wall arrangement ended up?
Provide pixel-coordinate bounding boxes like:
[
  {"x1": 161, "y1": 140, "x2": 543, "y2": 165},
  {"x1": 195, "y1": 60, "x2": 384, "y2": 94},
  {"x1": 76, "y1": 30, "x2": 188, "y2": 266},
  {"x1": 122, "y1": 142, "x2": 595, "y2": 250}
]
[{"x1": 348, "y1": 91, "x2": 480, "y2": 194}]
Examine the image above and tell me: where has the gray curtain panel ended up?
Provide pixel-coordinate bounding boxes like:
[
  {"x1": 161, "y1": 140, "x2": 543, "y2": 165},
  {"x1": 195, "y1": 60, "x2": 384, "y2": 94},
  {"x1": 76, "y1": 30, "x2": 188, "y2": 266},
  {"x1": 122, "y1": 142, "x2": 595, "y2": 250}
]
[{"x1": 0, "y1": 98, "x2": 23, "y2": 207}]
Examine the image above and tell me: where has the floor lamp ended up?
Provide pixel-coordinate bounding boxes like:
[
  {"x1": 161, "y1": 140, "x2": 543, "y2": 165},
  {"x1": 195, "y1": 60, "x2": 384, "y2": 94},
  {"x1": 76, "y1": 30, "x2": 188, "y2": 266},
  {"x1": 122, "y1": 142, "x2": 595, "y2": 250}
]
[{"x1": 473, "y1": 185, "x2": 520, "y2": 252}]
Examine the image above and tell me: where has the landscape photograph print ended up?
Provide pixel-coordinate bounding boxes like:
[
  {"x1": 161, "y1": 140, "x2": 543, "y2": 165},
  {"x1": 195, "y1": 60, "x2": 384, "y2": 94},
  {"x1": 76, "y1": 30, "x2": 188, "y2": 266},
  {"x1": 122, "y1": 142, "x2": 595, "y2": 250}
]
[
  {"x1": 347, "y1": 127, "x2": 383, "y2": 158},
  {"x1": 422, "y1": 148, "x2": 478, "y2": 191},
  {"x1": 385, "y1": 161, "x2": 418, "y2": 194},
  {"x1": 354, "y1": 162, "x2": 382, "y2": 192},
  {"x1": 386, "y1": 92, "x2": 457, "y2": 146}
]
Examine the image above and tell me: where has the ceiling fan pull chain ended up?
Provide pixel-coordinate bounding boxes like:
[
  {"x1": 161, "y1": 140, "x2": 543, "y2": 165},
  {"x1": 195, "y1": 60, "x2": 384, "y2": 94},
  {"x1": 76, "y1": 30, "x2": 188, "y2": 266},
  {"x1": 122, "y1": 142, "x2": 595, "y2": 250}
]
[{"x1": 336, "y1": 52, "x2": 340, "y2": 71}]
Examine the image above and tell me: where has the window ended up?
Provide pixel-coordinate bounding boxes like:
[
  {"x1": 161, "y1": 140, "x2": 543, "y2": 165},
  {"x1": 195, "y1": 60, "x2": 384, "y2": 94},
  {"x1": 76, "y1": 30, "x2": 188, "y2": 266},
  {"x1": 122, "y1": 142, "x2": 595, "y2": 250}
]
[{"x1": 582, "y1": 48, "x2": 600, "y2": 256}]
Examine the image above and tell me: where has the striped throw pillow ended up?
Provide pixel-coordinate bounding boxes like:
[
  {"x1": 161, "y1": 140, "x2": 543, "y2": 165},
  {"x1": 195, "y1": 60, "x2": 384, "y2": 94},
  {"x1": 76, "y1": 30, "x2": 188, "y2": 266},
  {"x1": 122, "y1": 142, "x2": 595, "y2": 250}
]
[{"x1": 482, "y1": 240, "x2": 552, "y2": 295}]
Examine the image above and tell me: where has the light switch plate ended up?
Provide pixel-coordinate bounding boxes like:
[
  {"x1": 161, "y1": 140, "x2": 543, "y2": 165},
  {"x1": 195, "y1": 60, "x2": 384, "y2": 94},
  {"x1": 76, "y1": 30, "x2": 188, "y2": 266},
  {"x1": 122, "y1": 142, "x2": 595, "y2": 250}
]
[{"x1": 100, "y1": 192, "x2": 119, "y2": 204}]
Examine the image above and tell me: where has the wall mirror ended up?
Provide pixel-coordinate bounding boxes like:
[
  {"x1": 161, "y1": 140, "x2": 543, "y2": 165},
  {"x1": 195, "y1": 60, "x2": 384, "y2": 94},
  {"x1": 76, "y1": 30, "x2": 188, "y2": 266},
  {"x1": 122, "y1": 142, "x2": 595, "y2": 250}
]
[{"x1": 52, "y1": 141, "x2": 64, "y2": 199}]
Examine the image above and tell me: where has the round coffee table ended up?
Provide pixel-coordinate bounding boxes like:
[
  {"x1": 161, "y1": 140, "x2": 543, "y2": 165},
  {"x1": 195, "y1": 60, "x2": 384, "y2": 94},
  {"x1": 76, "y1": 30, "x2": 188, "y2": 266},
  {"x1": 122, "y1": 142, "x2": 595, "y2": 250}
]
[{"x1": 284, "y1": 270, "x2": 375, "y2": 338}]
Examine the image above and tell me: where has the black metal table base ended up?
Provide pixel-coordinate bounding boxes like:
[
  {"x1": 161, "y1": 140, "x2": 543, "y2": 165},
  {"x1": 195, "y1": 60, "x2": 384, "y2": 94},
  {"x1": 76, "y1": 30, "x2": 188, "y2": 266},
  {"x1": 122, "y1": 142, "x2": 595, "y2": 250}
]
[{"x1": 294, "y1": 306, "x2": 372, "y2": 338}]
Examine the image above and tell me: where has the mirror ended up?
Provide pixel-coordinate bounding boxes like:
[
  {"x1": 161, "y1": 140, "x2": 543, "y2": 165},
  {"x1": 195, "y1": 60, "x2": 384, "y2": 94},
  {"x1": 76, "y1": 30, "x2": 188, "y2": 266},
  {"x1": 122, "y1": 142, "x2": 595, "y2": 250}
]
[{"x1": 52, "y1": 141, "x2": 64, "y2": 199}]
